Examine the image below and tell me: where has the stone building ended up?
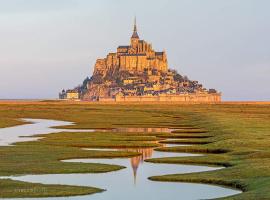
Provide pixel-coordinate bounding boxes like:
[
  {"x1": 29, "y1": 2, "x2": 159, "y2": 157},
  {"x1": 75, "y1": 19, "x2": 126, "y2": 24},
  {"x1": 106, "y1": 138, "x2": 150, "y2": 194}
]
[
  {"x1": 60, "y1": 19, "x2": 221, "y2": 103},
  {"x1": 66, "y1": 89, "x2": 80, "y2": 100},
  {"x1": 93, "y1": 18, "x2": 168, "y2": 76}
]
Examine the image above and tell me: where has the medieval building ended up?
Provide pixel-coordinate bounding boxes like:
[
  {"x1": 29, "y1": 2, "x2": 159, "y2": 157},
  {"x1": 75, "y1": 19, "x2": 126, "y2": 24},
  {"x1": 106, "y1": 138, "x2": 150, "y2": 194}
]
[
  {"x1": 93, "y1": 18, "x2": 168, "y2": 76},
  {"x1": 60, "y1": 19, "x2": 221, "y2": 102}
]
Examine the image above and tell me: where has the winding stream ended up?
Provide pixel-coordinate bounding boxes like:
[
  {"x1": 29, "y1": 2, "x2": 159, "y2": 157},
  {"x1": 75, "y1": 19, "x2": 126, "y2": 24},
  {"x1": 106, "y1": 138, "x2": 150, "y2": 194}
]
[{"x1": 0, "y1": 119, "x2": 241, "y2": 200}]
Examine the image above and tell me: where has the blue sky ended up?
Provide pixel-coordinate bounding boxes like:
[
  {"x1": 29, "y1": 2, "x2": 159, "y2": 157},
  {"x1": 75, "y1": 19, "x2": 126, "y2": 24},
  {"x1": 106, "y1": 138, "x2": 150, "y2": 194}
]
[{"x1": 0, "y1": 0, "x2": 269, "y2": 100}]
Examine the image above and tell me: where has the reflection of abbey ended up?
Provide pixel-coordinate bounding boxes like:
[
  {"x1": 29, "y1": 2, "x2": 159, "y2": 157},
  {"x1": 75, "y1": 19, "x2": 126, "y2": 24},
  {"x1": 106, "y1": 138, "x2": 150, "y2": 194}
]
[{"x1": 59, "y1": 19, "x2": 221, "y2": 102}]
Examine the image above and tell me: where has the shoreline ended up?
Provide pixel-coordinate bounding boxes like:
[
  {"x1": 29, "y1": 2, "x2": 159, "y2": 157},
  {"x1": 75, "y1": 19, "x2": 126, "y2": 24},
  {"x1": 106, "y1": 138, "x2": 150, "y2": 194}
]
[{"x1": 0, "y1": 99, "x2": 270, "y2": 105}]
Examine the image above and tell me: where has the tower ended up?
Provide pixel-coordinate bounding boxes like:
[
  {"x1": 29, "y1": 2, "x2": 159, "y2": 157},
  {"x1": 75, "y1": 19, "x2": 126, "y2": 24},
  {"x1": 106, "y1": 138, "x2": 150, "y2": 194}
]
[{"x1": 131, "y1": 17, "x2": 139, "y2": 49}]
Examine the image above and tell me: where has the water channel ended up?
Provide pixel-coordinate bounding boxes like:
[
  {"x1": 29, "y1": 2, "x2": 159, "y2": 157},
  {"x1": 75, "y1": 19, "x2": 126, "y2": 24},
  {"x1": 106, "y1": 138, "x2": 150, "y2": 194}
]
[{"x1": 0, "y1": 119, "x2": 241, "y2": 200}]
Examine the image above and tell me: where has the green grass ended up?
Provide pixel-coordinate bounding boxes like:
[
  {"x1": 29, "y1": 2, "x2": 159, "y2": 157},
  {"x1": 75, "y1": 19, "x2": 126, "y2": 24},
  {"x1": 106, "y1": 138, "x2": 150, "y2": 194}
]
[
  {"x1": 0, "y1": 179, "x2": 103, "y2": 198},
  {"x1": 0, "y1": 102, "x2": 269, "y2": 199},
  {"x1": 146, "y1": 104, "x2": 270, "y2": 200},
  {"x1": 0, "y1": 129, "x2": 162, "y2": 197},
  {"x1": 0, "y1": 118, "x2": 27, "y2": 128}
]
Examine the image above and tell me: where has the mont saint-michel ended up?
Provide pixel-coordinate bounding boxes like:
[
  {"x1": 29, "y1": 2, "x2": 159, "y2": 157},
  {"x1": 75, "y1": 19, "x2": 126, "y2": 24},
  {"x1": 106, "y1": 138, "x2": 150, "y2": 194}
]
[{"x1": 59, "y1": 20, "x2": 221, "y2": 102}]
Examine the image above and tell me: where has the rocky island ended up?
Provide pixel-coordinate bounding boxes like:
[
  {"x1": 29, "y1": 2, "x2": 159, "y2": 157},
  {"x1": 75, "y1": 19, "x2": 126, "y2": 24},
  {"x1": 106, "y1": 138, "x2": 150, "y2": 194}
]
[{"x1": 60, "y1": 19, "x2": 221, "y2": 102}]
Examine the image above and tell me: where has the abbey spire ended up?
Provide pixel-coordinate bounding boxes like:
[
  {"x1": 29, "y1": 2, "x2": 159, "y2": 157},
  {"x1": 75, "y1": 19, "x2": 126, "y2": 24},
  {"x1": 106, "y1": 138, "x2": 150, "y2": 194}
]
[
  {"x1": 131, "y1": 17, "x2": 139, "y2": 39},
  {"x1": 130, "y1": 17, "x2": 139, "y2": 49}
]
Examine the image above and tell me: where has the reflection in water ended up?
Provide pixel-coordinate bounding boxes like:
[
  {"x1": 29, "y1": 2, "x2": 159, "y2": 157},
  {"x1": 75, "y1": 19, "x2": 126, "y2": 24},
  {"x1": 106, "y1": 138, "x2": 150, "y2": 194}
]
[
  {"x1": 113, "y1": 127, "x2": 172, "y2": 133},
  {"x1": 128, "y1": 148, "x2": 154, "y2": 184},
  {"x1": 0, "y1": 119, "x2": 242, "y2": 200},
  {"x1": 88, "y1": 143, "x2": 185, "y2": 185},
  {"x1": 86, "y1": 147, "x2": 157, "y2": 184},
  {"x1": 0, "y1": 118, "x2": 95, "y2": 146}
]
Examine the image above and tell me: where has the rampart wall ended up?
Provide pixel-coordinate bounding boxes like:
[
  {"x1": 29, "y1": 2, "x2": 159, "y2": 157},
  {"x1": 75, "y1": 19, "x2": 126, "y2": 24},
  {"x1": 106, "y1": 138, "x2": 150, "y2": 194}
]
[{"x1": 99, "y1": 93, "x2": 221, "y2": 103}]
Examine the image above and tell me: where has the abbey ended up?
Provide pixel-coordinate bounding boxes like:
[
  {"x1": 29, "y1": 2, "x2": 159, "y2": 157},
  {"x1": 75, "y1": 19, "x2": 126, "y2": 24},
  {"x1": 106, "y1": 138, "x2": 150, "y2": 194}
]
[
  {"x1": 94, "y1": 19, "x2": 168, "y2": 76},
  {"x1": 59, "y1": 19, "x2": 221, "y2": 102}
]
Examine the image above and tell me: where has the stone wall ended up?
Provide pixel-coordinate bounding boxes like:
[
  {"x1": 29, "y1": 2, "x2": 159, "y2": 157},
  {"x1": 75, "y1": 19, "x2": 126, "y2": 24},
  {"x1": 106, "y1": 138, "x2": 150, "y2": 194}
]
[
  {"x1": 99, "y1": 97, "x2": 116, "y2": 102},
  {"x1": 98, "y1": 93, "x2": 221, "y2": 103}
]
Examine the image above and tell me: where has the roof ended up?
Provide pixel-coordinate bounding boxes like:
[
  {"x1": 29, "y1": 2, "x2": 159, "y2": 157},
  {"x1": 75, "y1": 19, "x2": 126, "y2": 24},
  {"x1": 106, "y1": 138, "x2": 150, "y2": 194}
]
[
  {"x1": 132, "y1": 31, "x2": 139, "y2": 39},
  {"x1": 155, "y1": 52, "x2": 164, "y2": 56},
  {"x1": 66, "y1": 89, "x2": 79, "y2": 93},
  {"x1": 118, "y1": 46, "x2": 130, "y2": 49},
  {"x1": 121, "y1": 53, "x2": 146, "y2": 56},
  {"x1": 108, "y1": 53, "x2": 116, "y2": 55}
]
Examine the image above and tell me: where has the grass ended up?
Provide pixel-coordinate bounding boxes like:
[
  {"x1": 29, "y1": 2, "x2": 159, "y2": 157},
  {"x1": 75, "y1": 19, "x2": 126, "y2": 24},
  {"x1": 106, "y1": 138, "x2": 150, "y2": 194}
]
[
  {"x1": 0, "y1": 118, "x2": 27, "y2": 128},
  {"x1": 0, "y1": 179, "x2": 103, "y2": 198},
  {"x1": 0, "y1": 130, "x2": 162, "y2": 198},
  {"x1": 0, "y1": 101, "x2": 269, "y2": 199},
  {"x1": 146, "y1": 104, "x2": 270, "y2": 200}
]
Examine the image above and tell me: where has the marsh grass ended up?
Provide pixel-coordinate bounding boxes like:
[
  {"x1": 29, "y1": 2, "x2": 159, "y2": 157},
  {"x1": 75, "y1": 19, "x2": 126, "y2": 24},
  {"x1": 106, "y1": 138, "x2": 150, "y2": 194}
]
[
  {"x1": 0, "y1": 102, "x2": 269, "y2": 199},
  {"x1": 0, "y1": 130, "x2": 163, "y2": 197},
  {"x1": 0, "y1": 179, "x2": 103, "y2": 198}
]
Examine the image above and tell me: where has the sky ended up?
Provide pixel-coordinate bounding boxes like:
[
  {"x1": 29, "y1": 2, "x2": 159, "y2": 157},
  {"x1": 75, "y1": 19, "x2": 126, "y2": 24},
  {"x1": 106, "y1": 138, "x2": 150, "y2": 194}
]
[{"x1": 0, "y1": 0, "x2": 269, "y2": 101}]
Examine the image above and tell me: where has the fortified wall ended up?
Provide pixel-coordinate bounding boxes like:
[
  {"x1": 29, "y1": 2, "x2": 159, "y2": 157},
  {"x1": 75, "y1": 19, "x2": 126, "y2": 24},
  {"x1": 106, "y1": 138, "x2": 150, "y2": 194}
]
[{"x1": 99, "y1": 93, "x2": 221, "y2": 103}]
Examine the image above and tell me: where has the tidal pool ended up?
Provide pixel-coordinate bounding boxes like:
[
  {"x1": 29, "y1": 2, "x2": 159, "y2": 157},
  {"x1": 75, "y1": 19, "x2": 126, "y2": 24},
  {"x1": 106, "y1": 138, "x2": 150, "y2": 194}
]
[
  {"x1": 0, "y1": 118, "x2": 94, "y2": 146},
  {"x1": 0, "y1": 119, "x2": 241, "y2": 200}
]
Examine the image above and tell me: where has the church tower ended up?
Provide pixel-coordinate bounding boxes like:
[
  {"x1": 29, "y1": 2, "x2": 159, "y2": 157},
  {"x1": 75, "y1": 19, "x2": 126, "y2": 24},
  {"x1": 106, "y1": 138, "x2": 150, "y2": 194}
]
[{"x1": 131, "y1": 17, "x2": 139, "y2": 49}]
